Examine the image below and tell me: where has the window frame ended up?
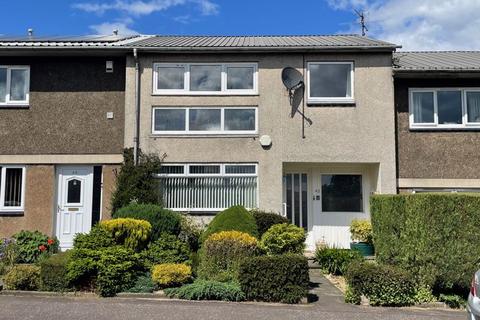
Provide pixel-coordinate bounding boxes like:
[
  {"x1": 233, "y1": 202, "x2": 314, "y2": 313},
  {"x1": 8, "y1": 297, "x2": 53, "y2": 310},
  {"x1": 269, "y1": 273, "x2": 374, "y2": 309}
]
[
  {"x1": 0, "y1": 165, "x2": 26, "y2": 213},
  {"x1": 0, "y1": 65, "x2": 30, "y2": 106},
  {"x1": 306, "y1": 61, "x2": 355, "y2": 104},
  {"x1": 320, "y1": 173, "x2": 364, "y2": 213},
  {"x1": 157, "y1": 163, "x2": 258, "y2": 178},
  {"x1": 151, "y1": 106, "x2": 258, "y2": 135},
  {"x1": 152, "y1": 62, "x2": 258, "y2": 95},
  {"x1": 409, "y1": 88, "x2": 480, "y2": 129}
]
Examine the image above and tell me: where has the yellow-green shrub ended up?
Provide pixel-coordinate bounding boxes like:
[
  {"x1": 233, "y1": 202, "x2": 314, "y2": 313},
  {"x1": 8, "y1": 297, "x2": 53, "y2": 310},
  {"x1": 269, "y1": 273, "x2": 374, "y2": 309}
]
[
  {"x1": 151, "y1": 263, "x2": 192, "y2": 288},
  {"x1": 350, "y1": 219, "x2": 373, "y2": 244},
  {"x1": 100, "y1": 218, "x2": 151, "y2": 251},
  {"x1": 198, "y1": 231, "x2": 258, "y2": 282},
  {"x1": 3, "y1": 264, "x2": 41, "y2": 291}
]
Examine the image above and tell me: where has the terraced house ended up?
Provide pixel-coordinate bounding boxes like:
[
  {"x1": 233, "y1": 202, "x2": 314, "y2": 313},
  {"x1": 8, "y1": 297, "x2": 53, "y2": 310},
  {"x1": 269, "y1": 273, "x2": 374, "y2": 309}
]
[
  {"x1": 0, "y1": 35, "x2": 137, "y2": 249},
  {"x1": 5, "y1": 33, "x2": 477, "y2": 251},
  {"x1": 393, "y1": 51, "x2": 480, "y2": 194},
  {"x1": 123, "y1": 35, "x2": 399, "y2": 250}
]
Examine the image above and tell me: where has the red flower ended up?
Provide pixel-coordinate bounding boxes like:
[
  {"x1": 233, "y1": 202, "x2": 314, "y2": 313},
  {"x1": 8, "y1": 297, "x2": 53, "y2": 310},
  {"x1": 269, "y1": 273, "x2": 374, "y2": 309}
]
[
  {"x1": 38, "y1": 245, "x2": 47, "y2": 252},
  {"x1": 47, "y1": 239, "x2": 54, "y2": 245}
]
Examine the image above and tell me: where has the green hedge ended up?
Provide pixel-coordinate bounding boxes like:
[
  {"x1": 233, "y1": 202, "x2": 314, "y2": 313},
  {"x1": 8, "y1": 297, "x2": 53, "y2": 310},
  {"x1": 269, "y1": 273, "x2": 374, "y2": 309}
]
[
  {"x1": 345, "y1": 261, "x2": 416, "y2": 306},
  {"x1": 238, "y1": 254, "x2": 309, "y2": 304},
  {"x1": 165, "y1": 280, "x2": 245, "y2": 301},
  {"x1": 371, "y1": 193, "x2": 480, "y2": 291},
  {"x1": 251, "y1": 210, "x2": 289, "y2": 236},
  {"x1": 39, "y1": 252, "x2": 72, "y2": 292},
  {"x1": 201, "y1": 206, "x2": 258, "y2": 242}
]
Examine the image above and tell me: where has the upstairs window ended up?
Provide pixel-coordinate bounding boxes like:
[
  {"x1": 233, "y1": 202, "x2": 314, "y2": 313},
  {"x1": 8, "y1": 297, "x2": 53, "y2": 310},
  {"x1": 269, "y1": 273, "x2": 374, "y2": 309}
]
[
  {"x1": 153, "y1": 63, "x2": 257, "y2": 95},
  {"x1": 152, "y1": 107, "x2": 257, "y2": 135},
  {"x1": 307, "y1": 62, "x2": 354, "y2": 104},
  {"x1": 409, "y1": 88, "x2": 480, "y2": 129},
  {"x1": 0, "y1": 166, "x2": 25, "y2": 212},
  {"x1": 0, "y1": 66, "x2": 30, "y2": 106}
]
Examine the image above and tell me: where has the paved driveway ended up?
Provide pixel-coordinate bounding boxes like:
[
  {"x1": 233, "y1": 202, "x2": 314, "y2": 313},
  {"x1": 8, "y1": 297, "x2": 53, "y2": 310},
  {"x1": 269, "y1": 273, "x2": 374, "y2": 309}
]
[{"x1": 0, "y1": 294, "x2": 465, "y2": 320}]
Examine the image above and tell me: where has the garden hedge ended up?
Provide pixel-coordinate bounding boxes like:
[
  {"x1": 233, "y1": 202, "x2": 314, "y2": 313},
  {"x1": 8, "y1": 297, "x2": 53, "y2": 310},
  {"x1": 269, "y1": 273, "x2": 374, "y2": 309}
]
[
  {"x1": 238, "y1": 254, "x2": 309, "y2": 303},
  {"x1": 371, "y1": 193, "x2": 480, "y2": 291}
]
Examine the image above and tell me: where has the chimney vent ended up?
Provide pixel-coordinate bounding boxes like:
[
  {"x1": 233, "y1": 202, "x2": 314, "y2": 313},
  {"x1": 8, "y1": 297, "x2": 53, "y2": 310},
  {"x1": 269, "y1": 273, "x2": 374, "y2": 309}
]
[
  {"x1": 113, "y1": 29, "x2": 119, "y2": 36},
  {"x1": 27, "y1": 28, "x2": 33, "y2": 37}
]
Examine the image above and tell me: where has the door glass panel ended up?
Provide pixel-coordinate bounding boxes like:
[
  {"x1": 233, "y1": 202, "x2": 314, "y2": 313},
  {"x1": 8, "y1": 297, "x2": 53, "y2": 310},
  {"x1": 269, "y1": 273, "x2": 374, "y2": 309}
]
[
  {"x1": 301, "y1": 174, "x2": 308, "y2": 230},
  {"x1": 285, "y1": 174, "x2": 292, "y2": 222},
  {"x1": 321, "y1": 175, "x2": 362, "y2": 212},
  {"x1": 284, "y1": 173, "x2": 308, "y2": 229},
  {"x1": 67, "y1": 179, "x2": 82, "y2": 204}
]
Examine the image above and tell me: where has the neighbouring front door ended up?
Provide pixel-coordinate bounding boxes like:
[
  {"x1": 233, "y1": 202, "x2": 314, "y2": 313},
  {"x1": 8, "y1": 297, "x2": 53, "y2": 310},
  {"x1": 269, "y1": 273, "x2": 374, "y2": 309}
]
[{"x1": 56, "y1": 166, "x2": 94, "y2": 250}]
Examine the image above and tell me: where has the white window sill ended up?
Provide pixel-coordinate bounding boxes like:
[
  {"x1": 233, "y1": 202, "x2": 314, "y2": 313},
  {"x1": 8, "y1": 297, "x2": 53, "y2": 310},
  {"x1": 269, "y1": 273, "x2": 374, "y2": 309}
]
[
  {"x1": 307, "y1": 98, "x2": 355, "y2": 105},
  {"x1": 152, "y1": 92, "x2": 259, "y2": 97},
  {"x1": 151, "y1": 133, "x2": 259, "y2": 138},
  {"x1": 410, "y1": 125, "x2": 480, "y2": 130}
]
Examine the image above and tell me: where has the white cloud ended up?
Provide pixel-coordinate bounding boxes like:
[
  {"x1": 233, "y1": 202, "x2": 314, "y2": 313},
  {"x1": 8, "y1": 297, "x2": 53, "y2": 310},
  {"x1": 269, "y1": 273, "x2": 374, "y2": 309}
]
[
  {"x1": 73, "y1": 0, "x2": 218, "y2": 16},
  {"x1": 173, "y1": 15, "x2": 192, "y2": 24},
  {"x1": 327, "y1": 0, "x2": 480, "y2": 50}
]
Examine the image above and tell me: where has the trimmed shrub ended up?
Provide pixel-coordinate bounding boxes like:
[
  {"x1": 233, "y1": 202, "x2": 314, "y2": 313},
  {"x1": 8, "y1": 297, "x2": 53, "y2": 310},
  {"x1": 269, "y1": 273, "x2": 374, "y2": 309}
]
[
  {"x1": 251, "y1": 209, "x2": 289, "y2": 237},
  {"x1": 178, "y1": 215, "x2": 203, "y2": 251},
  {"x1": 100, "y1": 218, "x2": 151, "y2": 251},
  {"x1": 141, "y1": 234, "x2": 191, "y2": 269},
  {"x1": 3, "y1": 265, "x2": 41, "y2": 291},
  {"x1": 12, "y1": 231, "x2": 58, "y2": 264},
  {"x1": 371, "y1": 194, "x2": 480, "y2": 291},
  {"x1": 350, "y1": 219, "x2": 373, "y2": 244},
  {"x1": 201, "y1": 206, "x2": 258, "y2": 242},
  {"x1": 259, "y1": 223, "x2": 305, "y2": 255},
  {"x1": 125, "y1": 273, "x2": 155, "y2": 293},
  {"x1": 151, "y1": 263, "x2": 192, "y2": 288},
  {"x1": 439, "y1": 294, "x2": 466, "y2": 309},
  {"x1": 345, "y1": 261, "x2": 416, "y2": 307},
  {"x1": 198, "y1": 231, "x2": 258, "y2": 282},
  {"x1": 114, "y1": 203, "x2": 181, "y2": 240},
  {"x1": 73, "y1": 225, "x2": 115, "y2": 250},
  {"x1": 314, "y1": 248, "x2": 363, "y2": 275},
  {"x1": 66, "y1": 246, "x2": 142, "y2": 297},
  {"x1": 165, "y1": 280, "x2": 245, "y2": 301},
  {"x1": 238, "y1": 254, "x2": 309, "y2": 304},
  {"x1": 39, "y1": 252, "x2": 72, "y2": 292},
  {"x1": 111, "y1": 148, "x2": 164, "y2": 213}
]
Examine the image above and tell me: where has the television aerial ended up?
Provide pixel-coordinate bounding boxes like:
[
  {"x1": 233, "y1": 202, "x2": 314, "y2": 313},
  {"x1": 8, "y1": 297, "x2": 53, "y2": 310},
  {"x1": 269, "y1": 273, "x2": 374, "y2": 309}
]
[{"x1": 281, "y1": 67, "x2": 312, "y2": 138}]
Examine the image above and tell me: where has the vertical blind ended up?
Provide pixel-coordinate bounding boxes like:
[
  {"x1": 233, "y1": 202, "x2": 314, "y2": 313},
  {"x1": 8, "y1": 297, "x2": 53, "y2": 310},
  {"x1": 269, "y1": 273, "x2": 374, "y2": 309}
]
[{"x1": 159, "y1": 176, "x2": 257, "y2": 210}]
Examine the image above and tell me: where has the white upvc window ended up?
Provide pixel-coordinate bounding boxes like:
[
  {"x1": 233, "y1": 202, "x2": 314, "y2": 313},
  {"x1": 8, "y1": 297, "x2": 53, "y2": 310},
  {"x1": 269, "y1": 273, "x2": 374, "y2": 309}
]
[
  {"x1": 409, "y1": 88, "x2": 480, "y2": 129},
  {"x1": 0, "y1": 166, "x2": 26, "y2": 212},
  {"x1": 157, "y1": 163, "x2": 258, "y2": 211},
  {"x1": 0, "y1": 66, "x2": 30, "y2": 106},
  {"x1": 152, "y1": 106, "x2": 258, "y2": 135},
  {"x1": 152, "y1": 63, "x2": 258, "y2": 95},
  {"x1": 307, "y1": 61, "x2": 354, "y2": 104}
]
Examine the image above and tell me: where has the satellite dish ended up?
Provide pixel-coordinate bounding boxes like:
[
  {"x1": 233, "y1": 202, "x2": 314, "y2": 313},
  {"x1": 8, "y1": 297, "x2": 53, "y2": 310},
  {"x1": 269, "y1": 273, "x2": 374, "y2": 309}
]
[
  {"x1": 282, "y1": 67, "x2": 304, "y2": 91},
  {"x1": 281, "y1": 67, "x2": 312, "y2": 129}
]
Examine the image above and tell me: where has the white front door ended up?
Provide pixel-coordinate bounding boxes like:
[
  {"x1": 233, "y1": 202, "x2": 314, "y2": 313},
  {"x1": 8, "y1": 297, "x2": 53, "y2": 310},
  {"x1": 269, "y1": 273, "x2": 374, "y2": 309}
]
[
  {"x1": 56, "y1": 166, "x2": 94, "y2": 250},
  {"x1": 310, "y1": 171, "x2": 368, "y2": 249}
]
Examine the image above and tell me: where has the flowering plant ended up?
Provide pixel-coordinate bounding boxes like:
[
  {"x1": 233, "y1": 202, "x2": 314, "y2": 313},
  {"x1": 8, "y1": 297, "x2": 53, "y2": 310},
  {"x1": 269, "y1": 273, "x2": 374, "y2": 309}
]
[
  {"x1": 0, "y1": 238, "x2": 18, "y2": 274},
  {"x1": 12, "y1": 231, "x2": 59, "y2": 263}
]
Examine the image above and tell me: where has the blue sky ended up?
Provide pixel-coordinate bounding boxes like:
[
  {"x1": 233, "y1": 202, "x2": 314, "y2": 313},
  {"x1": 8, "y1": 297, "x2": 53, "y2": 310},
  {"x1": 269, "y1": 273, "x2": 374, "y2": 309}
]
[{"x1": 1, "y1": 0, "x2": 480, "y2": 51}]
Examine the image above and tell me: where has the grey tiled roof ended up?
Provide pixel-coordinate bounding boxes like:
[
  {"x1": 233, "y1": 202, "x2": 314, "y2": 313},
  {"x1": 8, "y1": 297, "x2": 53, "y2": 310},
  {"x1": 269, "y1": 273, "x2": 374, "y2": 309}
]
[
  {"x1": 124, "y1": 35, "x2": 398, "y2": 51},
  {"x1": 394, "y1": 51, "x2": 480, "y2": 71},
  {"x1": 0, "y1": 35, "x2": 142, "y2": 48}
]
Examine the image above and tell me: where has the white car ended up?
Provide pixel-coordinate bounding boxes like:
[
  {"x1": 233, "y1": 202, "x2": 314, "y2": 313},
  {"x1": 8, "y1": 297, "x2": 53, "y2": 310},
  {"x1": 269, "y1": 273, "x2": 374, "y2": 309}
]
[{"x1": 468, "y1": 271, "x2": 480, "y2": 319}]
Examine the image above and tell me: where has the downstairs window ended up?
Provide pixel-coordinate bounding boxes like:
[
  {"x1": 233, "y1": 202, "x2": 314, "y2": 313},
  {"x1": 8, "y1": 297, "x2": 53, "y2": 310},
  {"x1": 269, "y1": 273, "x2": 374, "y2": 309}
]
[
  {"x1": 157, "y1": 164, "x2": 257, "y2": 211},
  {"x1": 0, "y1": 166, "x2": 26, "y2": 212}
]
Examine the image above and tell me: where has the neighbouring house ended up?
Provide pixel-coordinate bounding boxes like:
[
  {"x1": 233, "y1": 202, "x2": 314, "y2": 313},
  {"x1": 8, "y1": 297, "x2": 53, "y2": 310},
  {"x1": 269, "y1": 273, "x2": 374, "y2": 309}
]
[
  {"x1": 393, "y1": 52, "x2": 480, "y2": 194},
  {"x1": 123, "y1": 35, "x2": 400, "y2": 249},
  {"x1": 0, "y1": 35, "x2": 137, "y2": 249}
]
